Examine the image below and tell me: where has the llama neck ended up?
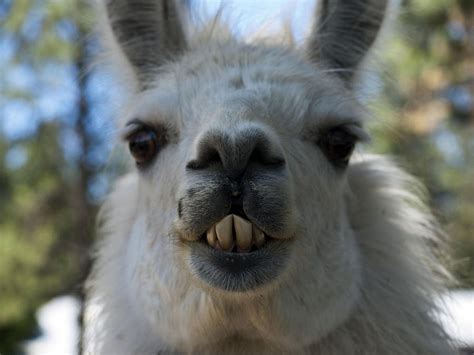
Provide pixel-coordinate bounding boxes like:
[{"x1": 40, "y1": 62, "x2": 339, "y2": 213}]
[{"x1": 85, "y1": 156, "x2": 453, "y2": 354}]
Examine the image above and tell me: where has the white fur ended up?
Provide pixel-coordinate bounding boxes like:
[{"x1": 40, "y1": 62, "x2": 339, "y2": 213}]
[{"x1": 84, "y1": 2, "x2": 455, "y2": 354}]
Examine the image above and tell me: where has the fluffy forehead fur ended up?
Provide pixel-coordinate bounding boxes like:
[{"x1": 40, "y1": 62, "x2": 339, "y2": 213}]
[
  {"x1": 123, "y1": 42, "x2": 366, "y2": 142},
  {"x1": 84, "y1": 1, "x2": 456, "y2": 354}
]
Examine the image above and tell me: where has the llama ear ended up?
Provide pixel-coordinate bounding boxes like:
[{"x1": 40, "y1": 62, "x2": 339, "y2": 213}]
[
  {"x1": 103, "y1": 0, "x2": 187, "y2": 86},
  {"x1": 306, "y1": 0, "x2": 388, "y2": 83}
]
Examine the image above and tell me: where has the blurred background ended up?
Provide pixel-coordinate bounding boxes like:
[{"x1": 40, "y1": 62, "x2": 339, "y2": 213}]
[{"x1": 0, "y1": 0, "x2": 473, "y2": 353}]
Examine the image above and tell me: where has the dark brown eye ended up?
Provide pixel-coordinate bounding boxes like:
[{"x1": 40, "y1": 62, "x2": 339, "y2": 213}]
[
  {"x1": 318, "y1": 127, "x2": 357, "y2": 167},
  {"x1": 128, "y1": 129, "x2": 159, "y2": 166}
]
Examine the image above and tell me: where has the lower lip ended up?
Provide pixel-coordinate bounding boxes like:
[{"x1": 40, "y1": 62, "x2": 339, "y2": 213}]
[{"x1": 188, "y1": 239, "x2": 291, "y2": 292}]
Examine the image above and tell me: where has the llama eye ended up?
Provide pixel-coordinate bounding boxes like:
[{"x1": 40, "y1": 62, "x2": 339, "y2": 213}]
[
  {"x1": 318, "y1": 127, "x2": 357, "y2": 166},
  {"x1": 128, "y1": 129, "x2": 160, "y2": 166}
]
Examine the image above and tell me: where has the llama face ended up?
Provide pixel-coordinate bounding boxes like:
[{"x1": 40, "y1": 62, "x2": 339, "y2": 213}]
[
  {"x1": 100, "y1": 0, "x2": 388, "y2": 348},
  {"x1": 114, "y1": 45, "x2": 368, "y2": 348},
  {"x1": 121, "y1": 44, "x2": 366, "y2": 295}
]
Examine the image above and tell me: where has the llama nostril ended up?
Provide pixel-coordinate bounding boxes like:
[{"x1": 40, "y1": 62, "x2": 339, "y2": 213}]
[
  {"x1": 249, "y1": 146, "x2": 286, "y2": 168},
  {"x1": 186, "y1": 146, "x2": 222, "y2": 170}
]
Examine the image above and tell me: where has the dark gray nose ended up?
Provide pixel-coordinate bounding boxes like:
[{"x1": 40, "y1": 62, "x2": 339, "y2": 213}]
[{"x1": 186, "y1": 126, "x2": 285, "y2": 180}]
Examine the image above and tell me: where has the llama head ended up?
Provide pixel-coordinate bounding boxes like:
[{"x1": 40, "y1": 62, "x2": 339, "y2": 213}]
[{"x1": 100, "y1": 0, "x2": 388, "y2": 349}]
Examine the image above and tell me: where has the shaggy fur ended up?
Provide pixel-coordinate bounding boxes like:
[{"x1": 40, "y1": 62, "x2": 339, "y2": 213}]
[{"x1": 83, "y1": 1, "x2": 455, "y2": 354}]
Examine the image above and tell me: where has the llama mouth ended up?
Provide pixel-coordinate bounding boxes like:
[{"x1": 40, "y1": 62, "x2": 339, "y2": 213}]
[
  {"x1": 190, "y1": 214, "x2": 290, "y2": 292},
  {"x1": 203, "y1": 214, "x2": 268, "y2": 253}
]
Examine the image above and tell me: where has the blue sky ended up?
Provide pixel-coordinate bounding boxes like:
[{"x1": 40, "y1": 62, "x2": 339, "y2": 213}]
[{"x1": 194, "y1": 0, "x2": 314, "y2": 40}]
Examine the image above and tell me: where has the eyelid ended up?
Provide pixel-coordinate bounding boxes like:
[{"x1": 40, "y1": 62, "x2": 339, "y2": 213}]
[
  {"x1": 120, "y1": 119, "x2": 154, "y2": 141},
  {"x1": 304, "y1": 120, "x2": 370, "y2": 143},
  {"x1": 337, "y1": 124, "x2": 370, "y2": 143}
]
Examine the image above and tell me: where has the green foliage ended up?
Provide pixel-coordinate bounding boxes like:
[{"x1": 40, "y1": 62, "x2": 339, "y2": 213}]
[
  {"x1": 1, "y1": 0, "x2": 98, "y2": 352},
  {"x1": 374, "y1": 0, "x2": 474, "y2": 286},
  {"x1": 3, "y1": 0, "x2": 93, "y2": 64},
  {"x1": 0, "y1": 124, "x2": 91, "y2": 354}
]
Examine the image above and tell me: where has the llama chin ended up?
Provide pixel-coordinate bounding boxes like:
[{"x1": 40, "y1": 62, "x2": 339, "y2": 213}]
[{"x1": 83, "y1": 1, "x2": 456, "y2": 354}]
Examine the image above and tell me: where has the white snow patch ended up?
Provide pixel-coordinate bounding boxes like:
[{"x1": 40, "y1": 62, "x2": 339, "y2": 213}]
[
  {"x1": 23, "y1": 295, "x2": 81, "y2": 355},
  {"x1": 437, "y1": 289, "x2": 474, "y2": 348}
]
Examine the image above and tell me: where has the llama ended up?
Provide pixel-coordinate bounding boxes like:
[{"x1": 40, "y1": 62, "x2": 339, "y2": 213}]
[{"x1": 83, "y1": 0, "x2": 456, "y2": 353}]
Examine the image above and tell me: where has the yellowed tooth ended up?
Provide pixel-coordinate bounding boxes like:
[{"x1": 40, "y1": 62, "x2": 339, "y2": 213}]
[
  {"x1": 233, "y1": 214, "x2": 252, "y2": 251},
  {"x1": 206, "y1": 226, "x2": 217, "y2": 248},
  {"x1": 253, "y1": 224, "x2": 266, "y2": 248},
  {"x1": 215, "y1": 215, "x2": 234, "y2": 251}
]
